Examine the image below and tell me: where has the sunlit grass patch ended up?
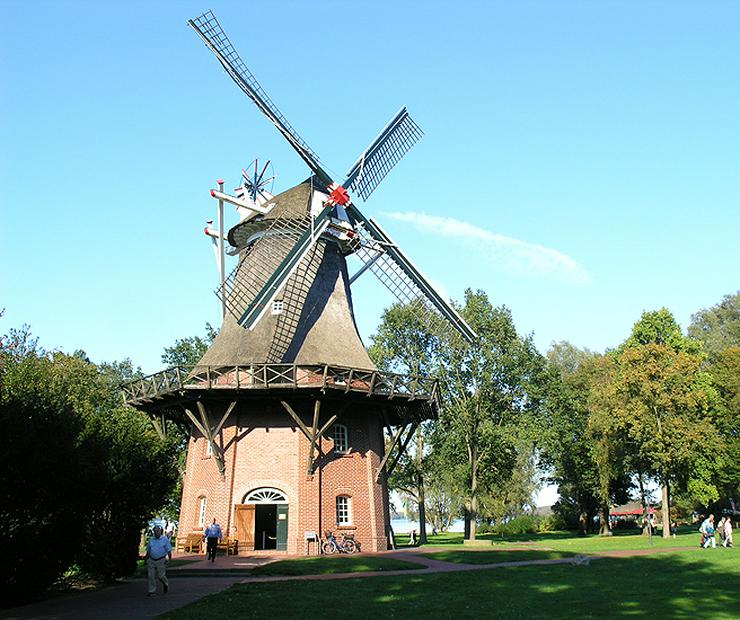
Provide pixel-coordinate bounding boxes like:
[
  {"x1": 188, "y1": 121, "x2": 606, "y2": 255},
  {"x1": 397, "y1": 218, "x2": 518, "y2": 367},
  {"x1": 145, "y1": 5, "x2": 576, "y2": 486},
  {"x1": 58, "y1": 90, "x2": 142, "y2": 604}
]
[{"x1": 249, "y1": 555, "x2": 423, "y2": 576}]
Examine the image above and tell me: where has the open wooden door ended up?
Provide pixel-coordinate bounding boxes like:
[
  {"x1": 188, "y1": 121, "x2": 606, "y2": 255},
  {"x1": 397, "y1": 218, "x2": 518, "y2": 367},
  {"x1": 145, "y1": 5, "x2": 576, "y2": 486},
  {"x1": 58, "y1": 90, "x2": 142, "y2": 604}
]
[{"x1": 234, "y1": 504, "x2": 255, "y2": 551}]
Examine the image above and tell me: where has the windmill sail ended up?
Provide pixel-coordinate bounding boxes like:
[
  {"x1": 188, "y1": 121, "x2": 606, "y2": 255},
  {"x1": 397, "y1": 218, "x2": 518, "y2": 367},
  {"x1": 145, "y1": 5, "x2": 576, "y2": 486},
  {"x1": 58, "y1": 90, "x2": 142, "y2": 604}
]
[
  {"x1": 219, "y1": 202, "x2": 335, "y2": 330},
  {"x1": 343, "y1": 108, "x2": 423, "y2": 201},
  {"x1": 347, "y1": 205, "x2": 477, "y2": 344},
  {"x1": 188, "y1": 11, "x2": 333, "y2": 187}
]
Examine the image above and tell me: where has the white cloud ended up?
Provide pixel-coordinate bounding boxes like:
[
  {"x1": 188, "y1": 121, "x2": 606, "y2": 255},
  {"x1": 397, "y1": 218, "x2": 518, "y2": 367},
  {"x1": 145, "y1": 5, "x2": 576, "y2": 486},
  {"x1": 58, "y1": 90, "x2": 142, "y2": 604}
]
[{"x1": 382, "y1": 212, "x2": 591, "y2": 286}]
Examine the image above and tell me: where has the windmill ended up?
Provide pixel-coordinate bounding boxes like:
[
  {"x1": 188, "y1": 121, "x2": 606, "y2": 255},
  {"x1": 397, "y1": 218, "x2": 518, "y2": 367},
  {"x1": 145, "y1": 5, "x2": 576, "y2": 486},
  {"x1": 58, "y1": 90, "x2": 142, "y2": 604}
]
[
  {"x1": 122, "y1": 11, "x2": 475, "y2": 555},
  {"x1": 188, "y1": 10, "x2": 476, "y2": 345}
]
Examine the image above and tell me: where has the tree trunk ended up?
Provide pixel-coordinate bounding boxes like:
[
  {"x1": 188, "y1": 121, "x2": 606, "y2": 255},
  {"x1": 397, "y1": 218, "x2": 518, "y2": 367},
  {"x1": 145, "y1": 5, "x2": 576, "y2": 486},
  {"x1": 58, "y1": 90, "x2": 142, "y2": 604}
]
[
  {"x1": 661, "y1": 477, "x2": 671, "y2": 539},
  {"x1": 468, "y1": 441, "x2": 478, "y2": 540},
  {"x1": 638, "y1": 472, "x2": 650, "y2": 536},
  {"x1": 599, "y1": 504, "x2": 612, "y2": 536},
  {"x1": 416, "y1": 428, "x2": 427, "y2": 544},
  {"x1": 464, "y1": 507, "x2": 471, "y2": 539}
]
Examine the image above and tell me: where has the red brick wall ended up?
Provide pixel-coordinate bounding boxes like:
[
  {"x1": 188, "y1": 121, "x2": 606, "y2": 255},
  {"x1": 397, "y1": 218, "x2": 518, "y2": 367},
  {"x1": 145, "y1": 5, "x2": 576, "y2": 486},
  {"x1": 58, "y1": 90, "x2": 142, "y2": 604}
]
[{"x1": 178, "y1": 397, "x2": 389, "y2": 554}]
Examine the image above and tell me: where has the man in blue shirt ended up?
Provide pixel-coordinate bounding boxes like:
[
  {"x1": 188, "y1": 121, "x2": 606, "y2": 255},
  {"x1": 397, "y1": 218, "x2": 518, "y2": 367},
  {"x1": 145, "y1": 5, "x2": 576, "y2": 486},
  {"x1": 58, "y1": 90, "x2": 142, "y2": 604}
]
[
  {"x1": 204, "y1": 518, "x2": 223, "y2": 562},
  {"x1": 145, "y1": 525, "x2": 173, "y2": 596}
]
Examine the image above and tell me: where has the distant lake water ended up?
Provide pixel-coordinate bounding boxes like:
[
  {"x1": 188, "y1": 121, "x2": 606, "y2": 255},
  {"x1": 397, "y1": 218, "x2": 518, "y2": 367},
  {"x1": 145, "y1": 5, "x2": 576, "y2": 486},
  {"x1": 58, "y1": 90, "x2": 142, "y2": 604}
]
[{"x1": 391, "y1": 518, "x2": 464, "y2": 533}]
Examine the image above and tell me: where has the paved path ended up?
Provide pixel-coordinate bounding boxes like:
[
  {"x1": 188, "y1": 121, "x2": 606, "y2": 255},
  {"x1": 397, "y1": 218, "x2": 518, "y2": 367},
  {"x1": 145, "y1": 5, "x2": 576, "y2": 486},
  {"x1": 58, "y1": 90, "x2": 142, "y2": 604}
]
[
  {"x1": 0, "y1": 577, "x2": 241, "y2": 620},
  {"x1": 0, "y1": 546, "x2": 700, "y2": 619}
]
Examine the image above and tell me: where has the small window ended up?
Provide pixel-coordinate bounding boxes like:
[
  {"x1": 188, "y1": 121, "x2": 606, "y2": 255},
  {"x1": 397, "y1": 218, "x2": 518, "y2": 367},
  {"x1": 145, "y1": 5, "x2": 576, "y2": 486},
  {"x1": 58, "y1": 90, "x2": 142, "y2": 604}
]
[
  {"x1": 198, "y1": 497, "x2": 207, "y2": 527},
  {"x1": 333, "y1": 424, "x2": 349, "y2": 454},
  {"x1": 206, "y1": 440, "x2": 213, "y2": 456},
  {"x1": 336, "y1": 495, "x2": 351, "y2": 526},
  {"x1": 271, "y1": 300, "x2": 284, "y2": 315}
]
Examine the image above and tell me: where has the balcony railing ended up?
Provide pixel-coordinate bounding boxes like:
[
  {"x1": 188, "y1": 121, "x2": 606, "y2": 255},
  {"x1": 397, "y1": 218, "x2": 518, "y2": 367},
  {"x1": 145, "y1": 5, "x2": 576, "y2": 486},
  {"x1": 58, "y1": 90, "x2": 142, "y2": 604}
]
[{"x1": 121, "y1": 363, "x2": 438, "y2": 407}]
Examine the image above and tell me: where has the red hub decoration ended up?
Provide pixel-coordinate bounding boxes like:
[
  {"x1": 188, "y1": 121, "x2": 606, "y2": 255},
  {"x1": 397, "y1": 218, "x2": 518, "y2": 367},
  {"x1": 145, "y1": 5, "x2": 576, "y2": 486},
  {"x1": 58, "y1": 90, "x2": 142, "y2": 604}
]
[{"x1": 329, "y1": 185, "x2": 350, "y2": 206}]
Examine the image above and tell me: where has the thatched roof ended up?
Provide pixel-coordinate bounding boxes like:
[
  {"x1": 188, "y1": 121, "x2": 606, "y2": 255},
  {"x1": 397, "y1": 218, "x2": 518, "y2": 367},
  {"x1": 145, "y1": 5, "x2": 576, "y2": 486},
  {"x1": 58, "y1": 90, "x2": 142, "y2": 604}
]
[
  {"x1": 228, "y1": 180, "x2": 313, "y2": 249},
  {"x1": 199, "y1": 180, "x2": 374, "y2": 369}
]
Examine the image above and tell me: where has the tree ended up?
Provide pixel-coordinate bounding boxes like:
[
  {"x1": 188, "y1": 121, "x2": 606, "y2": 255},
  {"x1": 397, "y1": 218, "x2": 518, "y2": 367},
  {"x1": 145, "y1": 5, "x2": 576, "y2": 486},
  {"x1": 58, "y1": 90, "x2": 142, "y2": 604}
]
[
  {"x1": 0, "y1": 326, "x2": 179, "y2": 602},
  {"x1": 587, "y1": 355, "x2": 632, "y2": 535},
  {"x1": 613, "y1": 310, "x2": 718, "y2": 538},
  {"x1": 707, "y1": 347, "x2": 740, "y2": 510},
  {"x1": 161, "y1": 323, "x2": 218, "y2": 370},
  {"x1": 435, "y1": 290, "x2": 549, "y2": 540},
  {"x1": 370, "y1": 302, "x2": 440, "y2": 544},
  {"x1": 688, "y1": 292, "x2": 740, "y2": 359},
  {"x1": 542, "y1": 343, "x2": 606, "y2": 532}
]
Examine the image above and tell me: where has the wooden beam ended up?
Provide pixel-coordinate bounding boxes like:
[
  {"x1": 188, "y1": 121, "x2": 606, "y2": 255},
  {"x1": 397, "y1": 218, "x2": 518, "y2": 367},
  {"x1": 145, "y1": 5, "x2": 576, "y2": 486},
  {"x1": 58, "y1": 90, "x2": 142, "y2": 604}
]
[
  {"x1": 386, "y1": 421, "x2": 419, "y2": 480},
  {"x1": 214, "y1": 400, "x2": 237, "y2": 436},
  {"x1": 306, "y1": 400, "x2": 321, "y2": 475},
  {"x1": 150, "y1": 413, "x2": 166, "y2": 441},
  {"x1": 280, "y1": 400, "x2": 312, "y2": 440},
  {"x1": 317, "y1": 402, "x2": 350, "y2": 438},
  {"x1": 183, "y1": 407, "x2": 209, "y2": 438},
  {"x1": 195, "y1": 401, "x2": 226, "y2": 478},
  {"x1": 376, "y1": 421, "x2": 407, "y2": 482}
]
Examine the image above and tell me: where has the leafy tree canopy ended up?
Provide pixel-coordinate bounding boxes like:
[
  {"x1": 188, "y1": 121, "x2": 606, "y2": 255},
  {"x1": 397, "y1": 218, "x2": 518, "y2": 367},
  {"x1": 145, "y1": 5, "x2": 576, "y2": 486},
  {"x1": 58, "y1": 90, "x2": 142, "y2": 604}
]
[
  {"x1": 688, "y1": 292, "x2": 740, "y2": 358},
  {"x1": 161, "y1": 322, "x2": 218, "y2": 370}
]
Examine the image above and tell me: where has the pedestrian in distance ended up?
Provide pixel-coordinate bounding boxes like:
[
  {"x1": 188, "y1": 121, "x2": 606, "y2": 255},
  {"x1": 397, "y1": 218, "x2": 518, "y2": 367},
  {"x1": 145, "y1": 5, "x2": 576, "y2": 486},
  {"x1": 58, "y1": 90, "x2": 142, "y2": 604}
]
[
  {"x1": 723, "y1": 517, "x2": 733, "y2": 548},
  {"x1": 145, "y1": 525, "x2": 172, "y2": 597},
  {"x1": 409, "y1": 529, "x2": 417, "y2": 546},
  {"x1": 717, "y1": 517, "x2": 726, "y2": 546},
  {"x1": 204, "y1": 518, "x2": 223, "y2": 562},
  {"x1": 700, "y1": 514, "x2": 716, "y2": 548}
]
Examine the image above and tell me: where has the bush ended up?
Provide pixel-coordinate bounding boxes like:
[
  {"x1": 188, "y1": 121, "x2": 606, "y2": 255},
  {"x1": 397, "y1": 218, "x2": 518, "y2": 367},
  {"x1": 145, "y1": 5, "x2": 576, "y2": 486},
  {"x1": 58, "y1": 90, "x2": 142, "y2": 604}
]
[{"x1": 0, "y1": 331, "x2": 179, "y2": 604}]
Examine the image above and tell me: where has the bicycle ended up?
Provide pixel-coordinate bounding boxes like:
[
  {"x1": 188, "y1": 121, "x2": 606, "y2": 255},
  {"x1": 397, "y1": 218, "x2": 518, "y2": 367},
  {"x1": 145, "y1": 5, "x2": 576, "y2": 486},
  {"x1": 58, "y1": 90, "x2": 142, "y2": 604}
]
[{"x1": 322, "y1": 530, "x2": 358, "y2": 554}]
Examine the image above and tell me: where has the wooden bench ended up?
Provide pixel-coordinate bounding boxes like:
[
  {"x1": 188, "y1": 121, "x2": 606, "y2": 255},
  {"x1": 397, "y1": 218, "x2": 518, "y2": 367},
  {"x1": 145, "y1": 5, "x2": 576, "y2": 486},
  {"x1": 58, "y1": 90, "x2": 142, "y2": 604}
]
[
  {"x1": 176, "y1": 533, "x2": 203, "y2": 554},
  {"x1": 217, "y1": 537, "x2": 239, "y2": 556}
]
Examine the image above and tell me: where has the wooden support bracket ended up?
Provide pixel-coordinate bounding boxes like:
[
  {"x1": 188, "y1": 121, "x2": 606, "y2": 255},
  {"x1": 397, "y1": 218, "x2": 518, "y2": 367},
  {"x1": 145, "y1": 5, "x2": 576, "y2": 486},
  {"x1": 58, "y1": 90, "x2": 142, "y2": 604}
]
[
  {"x1": 376, "y1": 414, "x2": 418, "y2": 483},
  {"x1": 183, "y1": 402, "x2": 229, "y2": 478}
]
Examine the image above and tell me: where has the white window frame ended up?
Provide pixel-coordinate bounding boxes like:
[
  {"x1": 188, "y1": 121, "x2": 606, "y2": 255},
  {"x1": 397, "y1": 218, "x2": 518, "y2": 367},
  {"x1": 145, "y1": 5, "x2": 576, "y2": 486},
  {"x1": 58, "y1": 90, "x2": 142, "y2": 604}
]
[
  {"x1": 271, "y1": 300, "x2": 284, "y2": 315},
  {"x1": 206, "y1": 439, "x2": 213, "y2": 456},
  {"x1": 333, "y1": 423, "x2": 349, "y2": 454},
  {"x1": 336, "y1": 495, "x2": 351, "y2": 526},
  {"x1": 198, "y1": 496, "x2": 207, "y2": 527}
]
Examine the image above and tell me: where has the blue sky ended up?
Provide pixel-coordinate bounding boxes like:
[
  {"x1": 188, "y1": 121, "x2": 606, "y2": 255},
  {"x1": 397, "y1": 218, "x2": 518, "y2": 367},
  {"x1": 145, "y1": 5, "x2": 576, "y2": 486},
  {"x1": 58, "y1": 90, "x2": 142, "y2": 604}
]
[{"x1": 2, "y1": 0, "x2": 738, "y2": 375}]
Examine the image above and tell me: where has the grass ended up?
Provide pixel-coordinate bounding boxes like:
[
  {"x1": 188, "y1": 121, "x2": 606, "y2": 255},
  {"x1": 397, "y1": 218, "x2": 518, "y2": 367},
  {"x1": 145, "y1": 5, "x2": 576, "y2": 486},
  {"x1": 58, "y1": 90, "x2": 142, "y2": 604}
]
[
  {"x1": 422, "y1": 549, "x2": 576, "y2": 564},
  {"x1": 158, "y1": 528, "x2": 736, "y2": 620},
  {"x1": 250, "y1": 555, "x2": 423, "y2": 576},
  {"x1": 158, "y1": 549, "x2": 738, "y2": 619},
  {"x1": 419, "y1": 526, "x2": 700, "y2": 554}
]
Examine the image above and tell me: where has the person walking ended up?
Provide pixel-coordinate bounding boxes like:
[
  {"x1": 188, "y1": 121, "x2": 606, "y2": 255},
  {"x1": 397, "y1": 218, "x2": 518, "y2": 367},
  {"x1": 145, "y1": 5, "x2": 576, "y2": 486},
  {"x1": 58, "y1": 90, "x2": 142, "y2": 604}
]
[
  {"x1": 145, "y1": 525, "x2": 172, "y2": 597},
  {"x1": 204, "y1": 518, "x2": 223, "y2": 562},
  {"x1": 723, "y1": 517, "x2": 733, "y2": 548},
  {"x1": 700, "y1": 514, "x2": 716, "y2": 548}
]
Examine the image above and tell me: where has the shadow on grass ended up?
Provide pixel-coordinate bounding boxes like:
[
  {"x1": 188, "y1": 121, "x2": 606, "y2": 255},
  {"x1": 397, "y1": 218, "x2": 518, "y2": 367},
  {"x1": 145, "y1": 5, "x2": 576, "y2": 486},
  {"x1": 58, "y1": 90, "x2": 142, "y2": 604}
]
[
  {"x1": 250, "y1": 555, "x2": 423, "y2": 576},
  {"x1": 157, "y1": 549, "x2": 739, "y2": 620}
]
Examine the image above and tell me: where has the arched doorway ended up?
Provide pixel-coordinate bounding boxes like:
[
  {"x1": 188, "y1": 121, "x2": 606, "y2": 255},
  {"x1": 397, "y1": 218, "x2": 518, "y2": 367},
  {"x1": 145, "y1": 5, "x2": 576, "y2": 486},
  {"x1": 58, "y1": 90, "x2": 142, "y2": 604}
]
[{"x1": 234, "y1": 488, "x2": 289, "y2": 551}]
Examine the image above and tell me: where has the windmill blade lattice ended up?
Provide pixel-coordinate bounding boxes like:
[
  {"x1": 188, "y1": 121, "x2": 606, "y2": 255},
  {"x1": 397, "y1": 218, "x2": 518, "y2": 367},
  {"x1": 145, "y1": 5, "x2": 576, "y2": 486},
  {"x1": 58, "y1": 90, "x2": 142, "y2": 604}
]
[
  {"x1": 217, "y1": 205, "x2": 331, "y2": 328},
  {"x1": 189, "y1": 11, "x2": 331, "y2": 186},
  {"x1": 343, "y1": 108, "x2": 424, "y2": 201},
  {"x1": 349, "y1": 209, "x2": 476, "y2": 344}
]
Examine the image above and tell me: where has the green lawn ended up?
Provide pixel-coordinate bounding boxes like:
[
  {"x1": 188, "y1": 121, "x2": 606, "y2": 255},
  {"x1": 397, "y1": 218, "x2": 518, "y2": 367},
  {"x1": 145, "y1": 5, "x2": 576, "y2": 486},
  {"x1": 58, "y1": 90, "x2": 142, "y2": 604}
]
[
  {"x1": 419, "y1": 527, "x2": 701, "y2": 554},
  {"x1": 250, "y1": 555, "x2": 423, "y2": 576},
  {"x1": 158, "y1": 528, "x2": 735, "y2": 620},
  {"x1": 158, "y1": 549, "x2": 738, "y2": 619},
  {"x1": 422, "y1": 549, "x2": 576, "y2": 564}
]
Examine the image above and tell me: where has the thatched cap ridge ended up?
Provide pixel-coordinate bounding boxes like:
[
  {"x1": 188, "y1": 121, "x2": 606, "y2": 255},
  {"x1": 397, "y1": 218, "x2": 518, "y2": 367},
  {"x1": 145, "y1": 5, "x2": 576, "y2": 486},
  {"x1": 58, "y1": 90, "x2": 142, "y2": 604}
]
[{"x1": 228, "y1": 181, "x2": 313, "y2": 248}]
